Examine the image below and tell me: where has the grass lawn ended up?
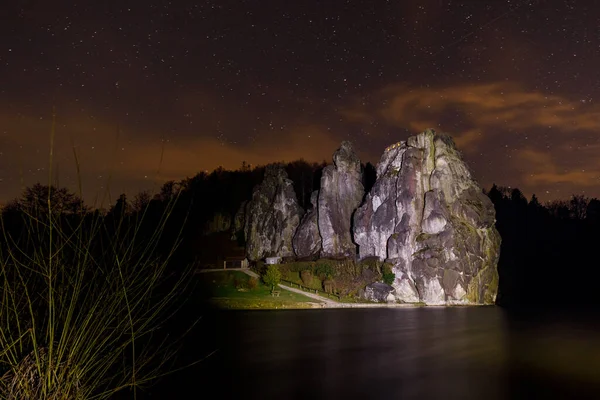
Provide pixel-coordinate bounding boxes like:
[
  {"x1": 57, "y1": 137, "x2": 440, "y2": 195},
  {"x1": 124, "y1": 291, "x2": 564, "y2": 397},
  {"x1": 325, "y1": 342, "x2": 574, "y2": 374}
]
[{"x1": 196, "y1": 270, "x2": 322, "y2": 309}]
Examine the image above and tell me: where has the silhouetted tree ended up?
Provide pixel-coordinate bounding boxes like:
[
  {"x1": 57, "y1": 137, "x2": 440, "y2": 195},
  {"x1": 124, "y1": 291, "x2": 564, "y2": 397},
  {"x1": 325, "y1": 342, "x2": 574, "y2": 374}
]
[
  {"x1": 487, "y1": 184, "x2": 503, "y2": 206},
  {"x1": 569, "y1": 194, "x2": 588, "y2": 220},
  {"x1": 159, "y1": 181, "x2": 179, "y2": 202},
  {"x1": 132, "y1": 190, "x2": 152, "y2": 213},
  {"x1": 285, "y1": 160, "x2": 325, "y2": 208},
  {"x1": 587, "y1": 198, "x2": 600, "y2": 222},
  {"x1": 110, "y1": 194, "x2": 130, "y2": 219},
  {"x1": 528, "y1": 194, "x2": 541, "y2": 209},
  {"x1": 490, "y1": 184, "x2": 600, "y2": 309},
  {"x1": 6, "y1": 183, "x2": 87, "y2": 215},
  {"x1": 546, "y1": 200, "x2": 570, "y2": 220}
]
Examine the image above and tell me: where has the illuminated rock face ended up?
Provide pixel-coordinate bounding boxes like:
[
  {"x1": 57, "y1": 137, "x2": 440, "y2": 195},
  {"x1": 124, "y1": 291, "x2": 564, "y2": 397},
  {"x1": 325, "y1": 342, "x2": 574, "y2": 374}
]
[
  {"x1": 292, "y1": 141, "x2": 364, "y2": 259},
  {"x1": 318, "y1": 141, "x2": 364, "y2": 258},
  {"x1": 353, "y1": 129, "x2": 500, "y2": 305},
  {"x1": 244, "y1": 165, "x2": 303, "y2": 261},
  {"x1": 292, "y1": 191, "x2": 321, "y2": 258}
]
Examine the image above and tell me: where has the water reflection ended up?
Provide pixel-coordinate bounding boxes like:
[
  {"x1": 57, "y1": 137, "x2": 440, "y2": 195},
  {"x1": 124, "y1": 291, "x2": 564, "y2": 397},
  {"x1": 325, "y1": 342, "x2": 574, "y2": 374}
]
[{"x1": 155, "y1": 308, "x2": 600, "y2": 399}]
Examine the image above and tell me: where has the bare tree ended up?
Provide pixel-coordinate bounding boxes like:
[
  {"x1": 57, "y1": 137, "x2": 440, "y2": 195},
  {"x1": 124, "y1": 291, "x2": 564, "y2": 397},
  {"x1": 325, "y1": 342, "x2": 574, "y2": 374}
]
[
  {"x1": 9, "y1": 183, "x2": 87, "y2": 215},
  {"x1": 132, "y1": 190, "x2": 152, "y2": 212}
]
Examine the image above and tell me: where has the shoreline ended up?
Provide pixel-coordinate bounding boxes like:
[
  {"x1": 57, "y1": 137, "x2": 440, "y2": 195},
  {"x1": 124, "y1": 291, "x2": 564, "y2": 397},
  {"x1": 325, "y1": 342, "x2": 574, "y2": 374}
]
[
  {"x1": 210, "y1": 299, "x2": 495, "y2": 310},
  {"x1": 199, "y1": 269, "x2": 496, "y2": 310},
  {"x1": 283, "y1": 302, "x2": 493, "y2": 309}
]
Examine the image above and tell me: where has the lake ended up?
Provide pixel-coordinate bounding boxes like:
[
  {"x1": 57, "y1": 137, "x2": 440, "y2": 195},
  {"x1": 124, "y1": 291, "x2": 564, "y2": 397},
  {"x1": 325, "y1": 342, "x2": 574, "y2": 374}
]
[{"x1": 144, "y1": 307, "x2": 600, "y2": 399}]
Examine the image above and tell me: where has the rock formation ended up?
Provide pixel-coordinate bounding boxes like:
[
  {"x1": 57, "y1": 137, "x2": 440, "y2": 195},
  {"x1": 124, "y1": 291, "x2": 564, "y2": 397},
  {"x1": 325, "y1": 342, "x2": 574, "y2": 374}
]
[
  {"x1": 292, "y1": 191, "x2": 321, "y2": 258},
  {"x1": 203, "y1": 212, "x2": 231, "y2": 235},
  {"x1": 318, "y1": 141, "x2": 364, "y2": 258},
  {"x1": 363, "y1": 282, "x2": 396, "y2": 303},
  {"x1": 244, "y1": 164, "x2": 303, "y2": 261},
  {"x1": 230, "y1": 201, "x2": 247, "y2": 241},
  {"x1": 353, "y1": 129, "x2": 500, "y2": 305}
]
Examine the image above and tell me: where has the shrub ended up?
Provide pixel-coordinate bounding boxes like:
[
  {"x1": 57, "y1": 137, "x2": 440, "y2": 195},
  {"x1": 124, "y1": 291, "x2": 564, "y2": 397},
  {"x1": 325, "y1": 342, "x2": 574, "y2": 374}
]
[
  {"x1": 338, "y1": 259, "x2": 363, "y2": 277},
  {"x1": 300, "y1": 269, "x2": 313, "y2": 286},
  {"x1": 359, "y1": 256, "x2": 382, "y2": 274},
  {"x1": 314, "y1": 263, "x2": 335, "y2": 279},
  {"x1": 278, "y1": 261, "x2": 313, "y2": 273},
  {"x1": 323, "y1": 278, "x2": 336, "y2": 294},
  {"x1": 262, "y1": 265, "x2": 281, "y2": 290},
  {"x1": 309, "y1": 276, "x2": 323, "y2": 291},
  {"x1": 247, "y1": 277, "x2": 258, "y2": 290},
  {"x1": 283, "y1": 270, "x2": 301, "y2": 283},
  {"x1": 234, "y1": 276, "x2": 246, "y2": 290},
  {"x1": 382, "y1": 263, "x2": 396, "y2": 285}
]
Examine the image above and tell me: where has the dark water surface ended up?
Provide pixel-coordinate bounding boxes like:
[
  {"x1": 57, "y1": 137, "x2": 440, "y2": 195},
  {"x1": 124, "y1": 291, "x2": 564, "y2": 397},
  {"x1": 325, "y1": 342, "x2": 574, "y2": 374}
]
[{"x1": 145, "y1": 307, "x2": 600, "y2": 399}]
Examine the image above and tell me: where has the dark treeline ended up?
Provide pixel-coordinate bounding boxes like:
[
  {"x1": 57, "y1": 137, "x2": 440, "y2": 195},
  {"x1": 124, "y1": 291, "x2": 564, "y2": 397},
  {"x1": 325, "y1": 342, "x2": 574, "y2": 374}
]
[
  {"x1": 489, "y1": 185, "x2": 600, "y2": 309},
  {"x1": 0, "y1": 160, "x2": 337, "y2": 270},
  {"x1": 3, "y1": 161, "x2": 598, "y2": 309}
]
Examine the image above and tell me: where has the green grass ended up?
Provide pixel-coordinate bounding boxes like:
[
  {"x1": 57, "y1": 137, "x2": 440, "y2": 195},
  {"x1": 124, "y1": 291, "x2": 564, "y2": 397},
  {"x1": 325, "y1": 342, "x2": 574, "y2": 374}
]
[{"x1": 197, "y1": 271, "x2": 321, "y2": 309}]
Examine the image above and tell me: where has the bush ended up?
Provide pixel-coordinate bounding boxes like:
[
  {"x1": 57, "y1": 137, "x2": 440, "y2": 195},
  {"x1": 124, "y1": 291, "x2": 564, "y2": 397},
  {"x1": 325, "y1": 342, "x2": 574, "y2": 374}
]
[
  {"x1": 262, "y1": 265, "x2": 281, "y2": 290},
  {"x1": 234, "y1": 276, "x2": 247, "y2": 290},
  {"x1": 283, "y1": 270, "x2": 301, "y2": 283},
  {"x1": 300, "y1": 270, "x2": 313, "y2": 286},
  {"x1": 314, "y1": 263, "x2": 335, "y2": 280},
  {"x1": 359, "y1": 256, "x2": 383, "y2": 274},
  {"x1": 277, "y1": 261, "x2": 312, "y2": 273},
  {"x1": 338, "y1": 259, "x2": 363, "y2": 277},
  {"x1": 247, "y1": 277, "x2": 258, "y2": 290},
  {"x1": 382, "y1": 264, "x2": 396, "y2": 285},
  {"x1": 323, "y1": 278, "x2": 336, "y2": 294}
]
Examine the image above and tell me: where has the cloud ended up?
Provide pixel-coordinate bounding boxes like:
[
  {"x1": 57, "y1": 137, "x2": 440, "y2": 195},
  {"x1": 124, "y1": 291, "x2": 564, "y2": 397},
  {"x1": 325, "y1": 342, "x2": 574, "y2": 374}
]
[
  {"x1": 518, "y1": 148, "x2": 600, "y2": 187},
  {"x1": 343, "y1": 82, "x2": 599, "y2": 151},
  {"x1": 122, "y1": 124, "x2": 340, "y2": 182},
  {"x1": 0, "y1": 109, "x2": 341, "y2": 204}
]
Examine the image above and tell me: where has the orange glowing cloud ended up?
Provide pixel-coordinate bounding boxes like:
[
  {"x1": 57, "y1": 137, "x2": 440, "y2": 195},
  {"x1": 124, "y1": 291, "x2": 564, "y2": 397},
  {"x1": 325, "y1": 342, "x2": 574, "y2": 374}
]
[
  {"x1": 518, "y1": 148, "x2": 600, "y2": 187},
  {"x1": 342, "y1": 82, "x2": 599, "y2": 151},
  {"x1": 0, "y1": 110, "x2": 342, "y2": 204}
]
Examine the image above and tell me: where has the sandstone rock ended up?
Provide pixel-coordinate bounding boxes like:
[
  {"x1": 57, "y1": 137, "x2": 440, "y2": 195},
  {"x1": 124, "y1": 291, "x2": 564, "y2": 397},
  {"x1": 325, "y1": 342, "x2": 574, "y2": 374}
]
[
  {"x1": 292, "y1": 190, "x2": 322, "y2": 258},
  {"x1": 244, "y1": 165, "x2": 303, "y2": 261},
  {"x1": 363, "y1": 282, "x2": 396, "y2": 303},
  {"x1": 353, "y1": 129, "x2": 500, "y2": 305},
  {"x1": 318, "y1": 141, "x2": 364, "y2": 258},
  {"x1": 203, "y1": 212, "x2": 231, "y2": 235},
  {"x1": 230, "y1": 200, "x2": 247, "y2": 241}
]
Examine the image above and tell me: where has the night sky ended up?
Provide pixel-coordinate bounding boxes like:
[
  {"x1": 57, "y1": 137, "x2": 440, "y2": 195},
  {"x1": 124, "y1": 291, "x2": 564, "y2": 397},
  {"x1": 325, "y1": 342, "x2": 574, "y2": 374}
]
[{"x1": 2, "y1": 0, "x2": 599, "y2": 206}]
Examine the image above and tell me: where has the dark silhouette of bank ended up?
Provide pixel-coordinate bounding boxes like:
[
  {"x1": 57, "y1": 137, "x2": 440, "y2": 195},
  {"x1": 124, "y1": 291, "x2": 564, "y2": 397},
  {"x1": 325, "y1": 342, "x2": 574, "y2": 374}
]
[{"x1": 488, "y1": 185, "x2": 600, "y2": 309}]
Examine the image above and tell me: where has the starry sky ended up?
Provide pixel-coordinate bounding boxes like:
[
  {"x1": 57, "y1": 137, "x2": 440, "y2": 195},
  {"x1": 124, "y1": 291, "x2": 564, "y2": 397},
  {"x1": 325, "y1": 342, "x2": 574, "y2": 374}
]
[{"x1": 1, "y1": 0, "x2": 599, "y2": 205}]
